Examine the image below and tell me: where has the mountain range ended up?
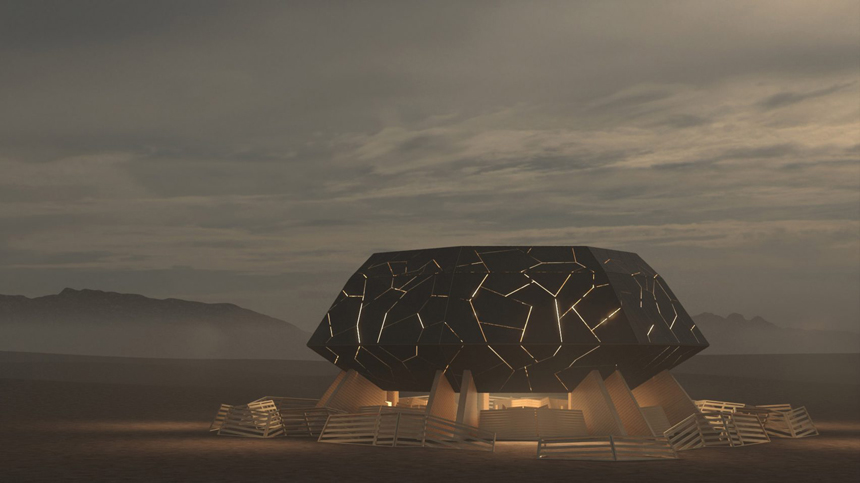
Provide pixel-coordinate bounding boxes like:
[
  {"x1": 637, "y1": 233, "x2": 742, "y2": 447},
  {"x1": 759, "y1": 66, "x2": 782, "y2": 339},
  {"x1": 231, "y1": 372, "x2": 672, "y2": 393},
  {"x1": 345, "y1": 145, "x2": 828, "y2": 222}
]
[
  {"x1": 0, "y1": 288, "x2": 317, "y2": 360},
  {"x1": 0, "y1": 288, "x2": 857, "y2": 359},
  {"x1": 692, "y1": 312, "x2": 860, "y2": 354}
]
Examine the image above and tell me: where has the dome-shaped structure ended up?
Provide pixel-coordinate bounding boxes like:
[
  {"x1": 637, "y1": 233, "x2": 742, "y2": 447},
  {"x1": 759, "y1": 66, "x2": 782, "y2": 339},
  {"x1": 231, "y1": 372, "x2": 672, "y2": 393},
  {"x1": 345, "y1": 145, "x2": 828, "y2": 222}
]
[{"x1": 307, "y1": 246, "x2": 708, "y2": 392}]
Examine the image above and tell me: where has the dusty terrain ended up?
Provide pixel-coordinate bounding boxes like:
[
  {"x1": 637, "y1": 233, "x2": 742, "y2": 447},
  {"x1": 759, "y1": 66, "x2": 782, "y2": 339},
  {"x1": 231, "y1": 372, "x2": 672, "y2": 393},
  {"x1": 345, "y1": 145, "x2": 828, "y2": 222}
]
[{"x1": 1, "y1": 353, "x2": 858, "y2": 482}]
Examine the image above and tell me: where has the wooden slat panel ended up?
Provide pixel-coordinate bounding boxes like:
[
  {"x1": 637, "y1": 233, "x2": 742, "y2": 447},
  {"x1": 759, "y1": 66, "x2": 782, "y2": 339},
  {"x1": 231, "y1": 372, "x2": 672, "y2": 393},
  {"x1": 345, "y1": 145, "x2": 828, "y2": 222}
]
[
  {"x1": 631, "y1": 370, "x2": 698, "y2": 427},
  {"x1": 605, "y1": 371, "x2": 654, "y2": 436},
  {"x1": 568, "y1": 370, "x2": 626, "y2": 436}
]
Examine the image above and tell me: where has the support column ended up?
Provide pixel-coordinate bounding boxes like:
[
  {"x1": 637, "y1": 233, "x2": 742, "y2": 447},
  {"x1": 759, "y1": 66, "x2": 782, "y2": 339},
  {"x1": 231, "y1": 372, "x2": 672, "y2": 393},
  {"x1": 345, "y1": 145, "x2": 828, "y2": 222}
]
[
  {"x1": 386, "y1": 391, "x2": 399, "y2": 407},
  {"x1": 425, "y1": 370, "x2": 457, "y2": 421},
  {"x1": 631, "y1": 370, "x2": 698, "y2": 427},
  {"x1": 315, "y1": 369, "x2": 387, "y2": 413},
  {"x1": 604, "y1": 370, "x2": 655, "y2": 436},
  {"x1": 567, "y1": 370, "x2": 626, "y2": 436},
  {"x1": 456, "y1": 370, "x2": 480, "y2": 427}
]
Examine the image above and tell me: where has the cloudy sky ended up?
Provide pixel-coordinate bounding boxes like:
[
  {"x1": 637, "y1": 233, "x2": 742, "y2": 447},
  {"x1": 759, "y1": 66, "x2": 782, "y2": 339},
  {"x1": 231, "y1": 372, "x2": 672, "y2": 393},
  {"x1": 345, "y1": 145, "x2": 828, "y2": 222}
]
[{"x1": 1, "y1": 0, "x2": 858, "y2": 333}]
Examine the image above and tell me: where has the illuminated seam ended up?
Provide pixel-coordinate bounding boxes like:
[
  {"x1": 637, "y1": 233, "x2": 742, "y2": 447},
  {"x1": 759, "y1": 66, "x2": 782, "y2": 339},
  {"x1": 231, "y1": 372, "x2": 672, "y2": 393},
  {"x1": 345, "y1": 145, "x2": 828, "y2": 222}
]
[
  {"x1": 481, "y1": 286, "x2": 508, "y2": 297},
  {"x1": 417, "y1": 313, "x2": 425, "y2": 329},
  {"x1": 444, "y1": 322, "x2": 462, "y2": 342},
  {"x1": 573, "y1": 306, "x2": 601, "y2": 342},
  {"x1": 376, "y1": 312, "x2": 388, "y2": 343},
  {"x1": 402, "y1": 346, "x2": 419, "y2": 362},
  {"x1": 520, "y1": 344, "x2": 537, "y2": 362},
  {"x1": 442, "y1": 345, "x2": 463, "y2": 374},
  {"x1": 690, "y1": 325, "x2": 700, "y2": 344},
  {"x1": 362, "y1": 347, "x2": 394, "y2": 373},
  {"x1": 353, "y1": 347, "x2": 367, "y2": 371},
  {"x1": 524, "y1": 367, "x2": 534, "y2": 392},
  {"x1": 519, "y1": 306, "x2": 533, "y2": 342},
  {"x1": 505, "y1": 283, "x2": 531, "y2": 297},
  {"x1": 647, "y1": 324, "x2": 655, "y2": 342},
  {"x1": 653, "y1": 280, "x2": 680, "y2": 342},
  {"x1": 325, "y1": 346, "x2": 339, "y2": 362},
  {"x1": 555, "y1": 299, "x2": 563, "y2": 343},
  {"x1": 554, "y1": 373, "x2": 570, "y2": 392},
  {"x1": 567, "y1": 345, "x2": 599, "y2": 369},
  {"x1": 480, "y1": 322, "x2": 522, "y2": 330},
  {"x1": 592, "y1": 307, "x2": 621, "y2": 331},
  {"x1": 552, "y1": 344, "x2": 562, "y2": 357},
  {"x1": 529, "y1": 278, "x2": 556, "y2": 297},
  {"x1": 471, "y1": 274, "x2": 489, "y2": 299},
  {"x1": 488, "y1": 345, "x2": 512, "y2": 369},
  {"x1": 355, "y1": 302, "x2": 364, "y2": 343},
  {"x1": 470, "y1": 299, "x2": 487, "y2": 342},
  {"x1": 327, "y1": 313, "x2": 333, "y2": 337},
  {"x1": 554, "y1": 346, "x2": 600, "y2": 390},
  {"x1": 554, "y1": 274, "x2": 571, "y2": 297},
  {"x1": 473, "y1": 250, "x2": 490, "y2": 272}
]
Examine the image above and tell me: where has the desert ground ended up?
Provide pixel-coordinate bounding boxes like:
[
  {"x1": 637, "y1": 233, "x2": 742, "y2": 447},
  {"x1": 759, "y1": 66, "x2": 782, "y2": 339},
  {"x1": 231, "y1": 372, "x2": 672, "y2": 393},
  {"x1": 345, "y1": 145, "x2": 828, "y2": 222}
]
[{"x1": 1, "y1": 353, "x2": 858, "y2": 482}]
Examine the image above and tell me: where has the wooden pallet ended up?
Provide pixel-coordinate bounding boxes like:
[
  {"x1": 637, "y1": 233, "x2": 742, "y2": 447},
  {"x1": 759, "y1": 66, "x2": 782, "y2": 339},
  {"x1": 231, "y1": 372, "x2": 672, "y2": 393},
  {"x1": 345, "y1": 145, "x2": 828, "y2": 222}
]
[
  {"x1": 280, "y1": 407, "x2": 345, "y2": 437},
  {"x1": 537, "y1": 435, "x2": 677, "y2": 461},
  {"x1": 764, "y1": 406, "x2": 818, "y2": 438},
  {"x1": 664, "y1": 411, "x2": 770, "y2": 451},
  {"x1": 478, "y1": 408, "x2": 587, "y2": 441},
  {"x1": 210, "y1": 404, "x2": 233, "y2": 432},
  {"x1": 317, "y1": 409, "x2": 496, "y2": 452},
  {"x1": 695, "y1": 399, "x2": 746, "y2": 414},
  {"x1": 252, "y1": 396, "x2": 319, "y2": 410},
  {"x1": 217, "y1": 400, "x2": 285, "y2": 438}
]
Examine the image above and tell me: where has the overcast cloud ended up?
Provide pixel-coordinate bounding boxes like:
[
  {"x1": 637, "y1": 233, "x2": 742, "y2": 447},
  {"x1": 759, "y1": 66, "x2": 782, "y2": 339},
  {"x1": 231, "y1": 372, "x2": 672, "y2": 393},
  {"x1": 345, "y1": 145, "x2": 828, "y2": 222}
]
[{"x1": 1, "y1": 0, "x2": 858, "y2": 333}]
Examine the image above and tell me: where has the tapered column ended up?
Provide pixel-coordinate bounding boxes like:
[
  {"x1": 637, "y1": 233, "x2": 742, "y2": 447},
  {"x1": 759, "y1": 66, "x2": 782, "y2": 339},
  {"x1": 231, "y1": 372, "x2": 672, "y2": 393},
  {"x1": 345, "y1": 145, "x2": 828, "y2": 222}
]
[
  {"x1": 425, "y1": 370, "x2": 457, "y2": 421},
  {"x1": 567, "y1": 370, "x2": 626, "y2": 436},
  {"x1": 456, "y1": 370, "x2": 480, "y2": 427},
  {"x1": 386, "y1": 391, "x2": 399, "y2": 406},
  {"x1": 316, "y1": 369, "x2": 387, "y2": 413},
  {"x1": 631, "y1": 370, "x2": 698, "y2": 427},
  {"x1": 604, "y1": 370, "x2": 655, "y2": 436}
]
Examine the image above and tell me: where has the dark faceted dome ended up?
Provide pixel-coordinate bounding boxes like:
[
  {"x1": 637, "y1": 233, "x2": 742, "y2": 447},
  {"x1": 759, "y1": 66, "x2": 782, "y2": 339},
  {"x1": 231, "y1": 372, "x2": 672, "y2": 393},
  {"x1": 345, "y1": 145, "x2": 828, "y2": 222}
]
[{"x1": 307, "y1": 246, "x2": 708, "y2": 392}]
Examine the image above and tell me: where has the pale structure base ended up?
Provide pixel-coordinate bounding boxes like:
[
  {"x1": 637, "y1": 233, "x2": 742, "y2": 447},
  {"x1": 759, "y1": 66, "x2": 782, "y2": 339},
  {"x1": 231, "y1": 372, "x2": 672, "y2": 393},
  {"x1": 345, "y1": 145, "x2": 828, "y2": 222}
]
[
  {"x1": 456, "y1": 370, "x2": 480, "y2": 427},
  {"x1": 567, "y1": 370, "x2": 626, "y2": 436},
  {"x1": 631, "y1": 370, "x2": 698, "y2": 427},
  {"x1": 316, "y1": 369, "x2": 388, "y2": 413},
  {"x1": 604, "y1": 371, "x2": 655, "y2": 436},
  {"x1": 425, "y1": 370, "x2": 457, "y2": 421}
]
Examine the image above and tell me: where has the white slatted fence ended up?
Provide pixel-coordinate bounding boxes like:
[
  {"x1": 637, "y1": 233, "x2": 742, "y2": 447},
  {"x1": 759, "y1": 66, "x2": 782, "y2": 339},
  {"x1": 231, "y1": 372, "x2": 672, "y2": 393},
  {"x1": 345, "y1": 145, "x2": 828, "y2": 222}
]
[{"x1": 537, "y1": 435, "x2": 677, "y2": 461}]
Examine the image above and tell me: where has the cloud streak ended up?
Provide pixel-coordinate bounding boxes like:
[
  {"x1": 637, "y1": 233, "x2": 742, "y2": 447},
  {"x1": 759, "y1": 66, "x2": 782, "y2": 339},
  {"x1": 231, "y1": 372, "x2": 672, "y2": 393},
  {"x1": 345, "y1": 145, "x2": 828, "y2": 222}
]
[{"x1": 0, "y1": 0, "x2": 858, "y2": 333}]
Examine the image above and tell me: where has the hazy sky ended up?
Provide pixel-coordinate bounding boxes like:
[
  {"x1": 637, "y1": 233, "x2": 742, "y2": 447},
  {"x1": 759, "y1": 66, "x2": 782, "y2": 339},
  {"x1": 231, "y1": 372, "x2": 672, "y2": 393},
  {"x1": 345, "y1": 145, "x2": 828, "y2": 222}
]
[{"x1": 1, "y1": 1, "x2": 858, "y2": 333}]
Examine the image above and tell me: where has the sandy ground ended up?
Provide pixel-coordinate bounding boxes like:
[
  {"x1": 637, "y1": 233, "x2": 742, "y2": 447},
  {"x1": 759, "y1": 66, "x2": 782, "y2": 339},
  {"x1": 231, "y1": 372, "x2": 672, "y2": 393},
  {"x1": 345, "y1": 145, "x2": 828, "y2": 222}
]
[{"x1": 1, "y1": 355, "x2": 858, "y2": 482}]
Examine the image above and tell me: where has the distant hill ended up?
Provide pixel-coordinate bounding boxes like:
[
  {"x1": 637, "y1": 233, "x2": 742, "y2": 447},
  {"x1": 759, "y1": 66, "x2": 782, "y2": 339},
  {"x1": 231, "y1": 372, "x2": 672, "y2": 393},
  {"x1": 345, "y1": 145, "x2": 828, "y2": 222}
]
[
  {"x1": 0, "y1": 288, "x2": 318, "y2": 360},
  {"x1": 693, "y1": 312, "x2": 860, "y2": 354}
]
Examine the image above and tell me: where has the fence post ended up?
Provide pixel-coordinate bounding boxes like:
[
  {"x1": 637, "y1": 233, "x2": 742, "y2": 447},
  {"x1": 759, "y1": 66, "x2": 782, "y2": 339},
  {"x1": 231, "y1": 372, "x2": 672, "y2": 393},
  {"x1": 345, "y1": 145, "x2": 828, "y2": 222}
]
[
  {"x1": 393, "y1": 412, "x2": 401, "y2": 447},
  {"x1": 372, "y1": 408, "x2": 382, "y2": 446},
  {"x1": 609, "y1": 435, "x2": 617, "y2": 461},
  {"x1": 303, "y1": 411, "x2": 312, "y2": 437},
  {"x1": 317, "y1": 414, "x2": 332, "y2": 443}
]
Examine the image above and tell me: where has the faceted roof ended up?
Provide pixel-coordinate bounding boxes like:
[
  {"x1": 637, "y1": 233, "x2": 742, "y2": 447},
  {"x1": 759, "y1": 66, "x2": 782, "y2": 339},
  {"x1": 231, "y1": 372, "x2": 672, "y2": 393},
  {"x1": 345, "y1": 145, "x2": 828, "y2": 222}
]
[{"x1": 307, "y1": 246, "x2": 708, "y2": 392}]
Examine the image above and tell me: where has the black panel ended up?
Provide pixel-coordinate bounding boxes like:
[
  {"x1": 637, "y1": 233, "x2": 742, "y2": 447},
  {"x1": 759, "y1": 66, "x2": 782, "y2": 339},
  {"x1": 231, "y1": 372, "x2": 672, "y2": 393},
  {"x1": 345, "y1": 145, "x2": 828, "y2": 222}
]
[{"x1": 308, "y1": 246, "x2": 709, "y2": 392}]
